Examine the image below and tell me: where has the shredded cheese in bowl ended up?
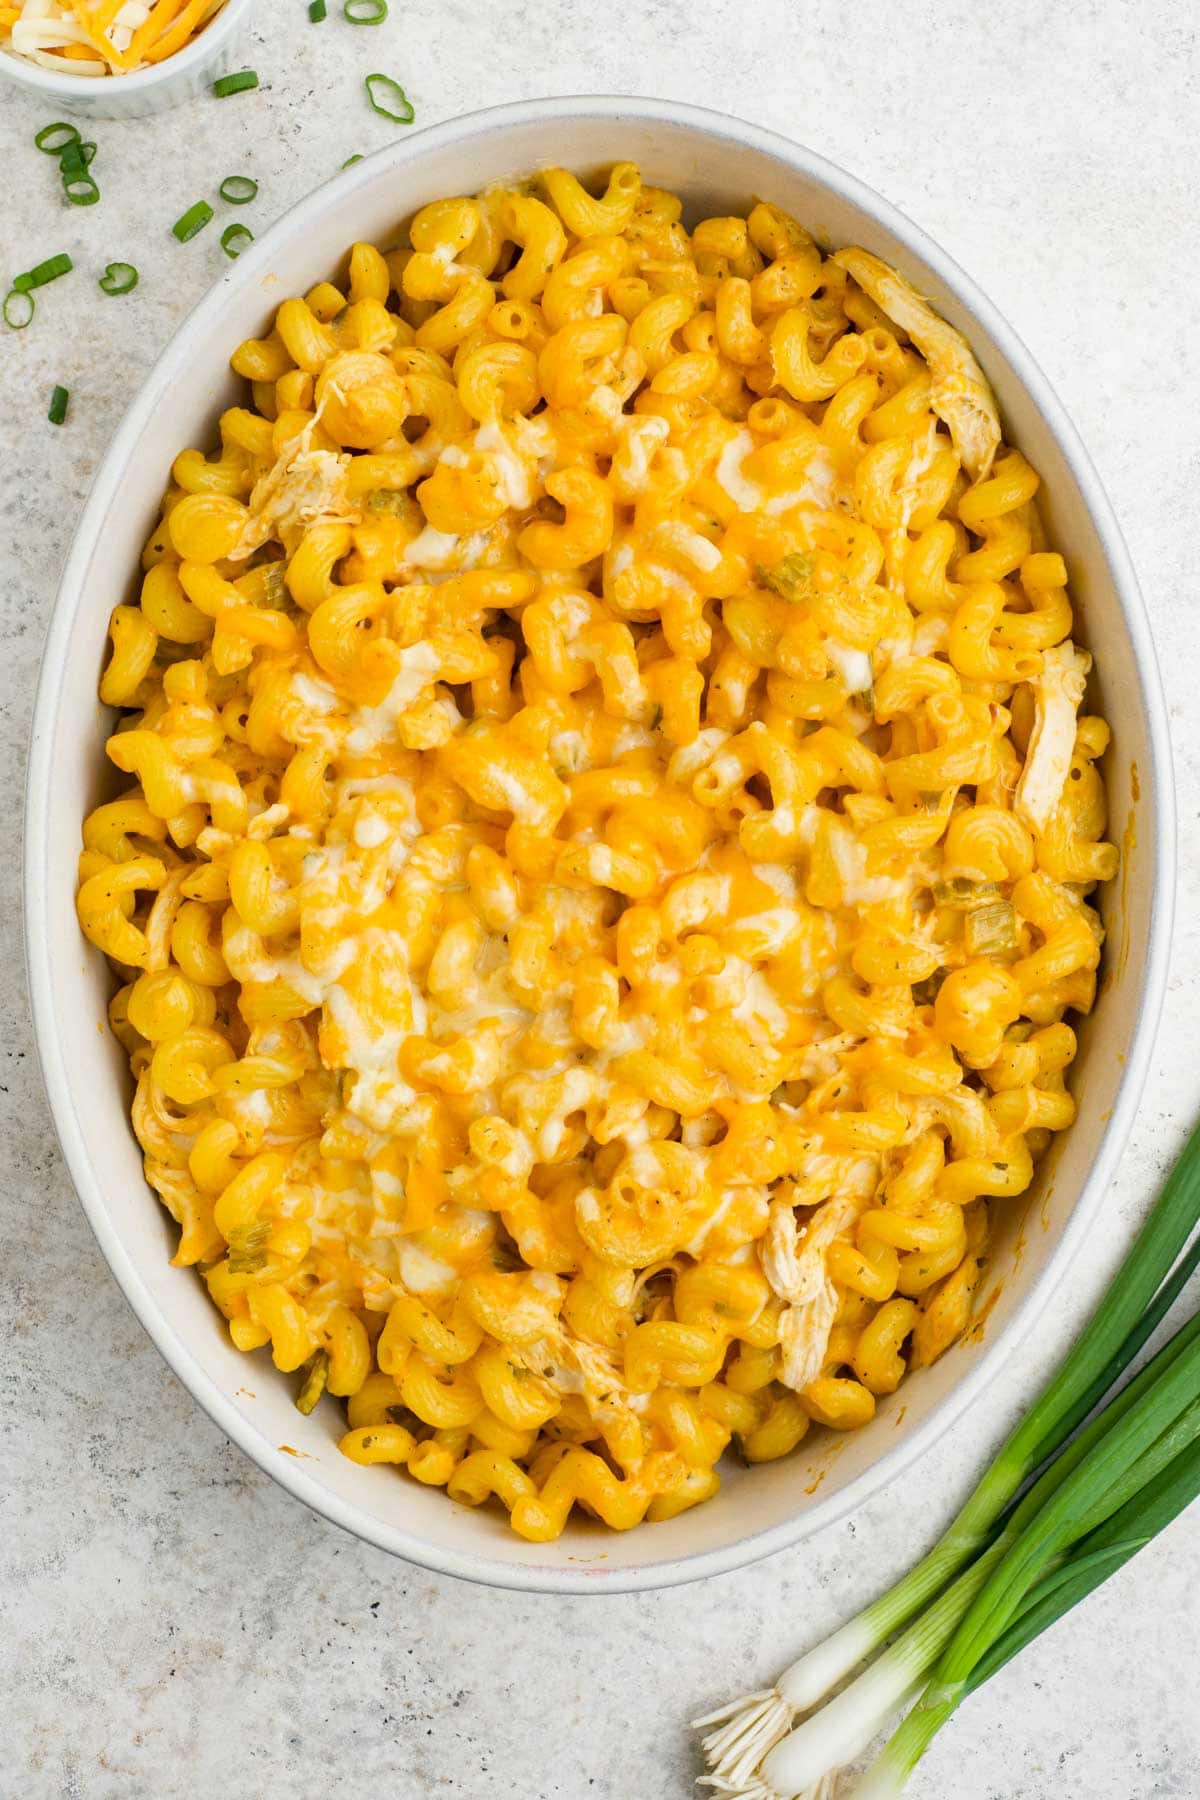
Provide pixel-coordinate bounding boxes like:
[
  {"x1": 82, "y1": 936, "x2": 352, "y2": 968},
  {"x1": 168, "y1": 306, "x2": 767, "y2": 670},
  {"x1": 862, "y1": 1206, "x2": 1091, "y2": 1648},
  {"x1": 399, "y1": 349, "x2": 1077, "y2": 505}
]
[{"x1": 0, "y1": 0, "x2": 229, "y2": 76}]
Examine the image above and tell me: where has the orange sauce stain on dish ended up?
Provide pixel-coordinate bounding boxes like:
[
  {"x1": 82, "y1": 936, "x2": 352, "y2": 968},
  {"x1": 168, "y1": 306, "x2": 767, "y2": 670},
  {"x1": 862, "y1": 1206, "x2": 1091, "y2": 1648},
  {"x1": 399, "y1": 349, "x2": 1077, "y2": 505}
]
[
  {"x1": 804, "y1": 1437, "x2": 849, "y2": 1494},
  {"x1": 1117, "y1": 760, "x2": 1138, "y2": 984},
  {"x1": 1039, "y1": 1173, "x2": 1056, "y2": 1232},
  {"x1": 965, "y1": 1283, "x2": 1004, "y2": 1345}
]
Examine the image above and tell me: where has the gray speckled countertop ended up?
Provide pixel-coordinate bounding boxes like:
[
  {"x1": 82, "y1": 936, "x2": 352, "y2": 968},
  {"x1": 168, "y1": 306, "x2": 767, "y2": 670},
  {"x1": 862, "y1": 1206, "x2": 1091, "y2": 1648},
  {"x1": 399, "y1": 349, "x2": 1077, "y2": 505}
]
[{"x1": 2, "y1": 5, "x2": 1199, "y2": 1797}]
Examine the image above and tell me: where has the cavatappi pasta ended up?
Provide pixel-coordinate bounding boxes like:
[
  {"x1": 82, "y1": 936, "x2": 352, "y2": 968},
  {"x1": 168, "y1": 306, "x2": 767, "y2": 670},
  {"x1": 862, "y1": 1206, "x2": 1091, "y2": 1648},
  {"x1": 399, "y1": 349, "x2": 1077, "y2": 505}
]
[{"x1": 77, "y1": 164, "x2": 1118, "y2": 1541}]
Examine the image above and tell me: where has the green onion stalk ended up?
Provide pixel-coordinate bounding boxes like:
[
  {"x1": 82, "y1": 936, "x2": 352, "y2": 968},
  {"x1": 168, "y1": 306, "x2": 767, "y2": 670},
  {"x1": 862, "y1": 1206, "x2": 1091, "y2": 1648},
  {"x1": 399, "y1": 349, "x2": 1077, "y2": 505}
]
[
  {"x1": 847, "y1": 1321, "x2": 1200, "y2": 1798},
  {"x1": 717, "y1": 1311, "x2": 1200, "y2": 1797},
  {"x1": 695, "y1": 1120, "x2": 1200, "y2": 1795}
]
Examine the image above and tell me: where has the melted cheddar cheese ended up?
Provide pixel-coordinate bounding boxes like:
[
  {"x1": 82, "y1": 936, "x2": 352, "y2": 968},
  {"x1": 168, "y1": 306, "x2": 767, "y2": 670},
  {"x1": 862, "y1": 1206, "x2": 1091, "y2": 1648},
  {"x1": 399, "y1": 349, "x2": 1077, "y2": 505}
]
[{"x1": 78, "y1": 165, "x2": 1118, "y2": 1540}]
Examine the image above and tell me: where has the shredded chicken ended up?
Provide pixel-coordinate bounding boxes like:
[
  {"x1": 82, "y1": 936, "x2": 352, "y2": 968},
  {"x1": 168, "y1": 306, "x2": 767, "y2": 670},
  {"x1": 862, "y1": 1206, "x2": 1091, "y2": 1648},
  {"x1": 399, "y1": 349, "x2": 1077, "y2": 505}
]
[
  {"x1": 761, "y1": 1158, "x2": 878, "y2": 1392},
  {"x1": 1014, "y1": 642, "x2": 1091, "y2": 835},
  {"x1": 230, "y1": 431, "x2": 360, "y2": 562},
  {"x1": 832, "y1": 246, "x2": 1002, "y2": 480},
  {"x1": 513, "y1": 1330, "x2": 641, "y2": 1445}
]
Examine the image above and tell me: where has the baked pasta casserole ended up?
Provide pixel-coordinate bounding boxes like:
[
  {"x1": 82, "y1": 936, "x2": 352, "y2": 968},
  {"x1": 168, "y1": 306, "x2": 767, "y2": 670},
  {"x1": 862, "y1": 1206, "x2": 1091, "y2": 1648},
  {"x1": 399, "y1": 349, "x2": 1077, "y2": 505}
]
[{"x1": 77, "y1": 162, "x2": 1119, "y2": 1540}]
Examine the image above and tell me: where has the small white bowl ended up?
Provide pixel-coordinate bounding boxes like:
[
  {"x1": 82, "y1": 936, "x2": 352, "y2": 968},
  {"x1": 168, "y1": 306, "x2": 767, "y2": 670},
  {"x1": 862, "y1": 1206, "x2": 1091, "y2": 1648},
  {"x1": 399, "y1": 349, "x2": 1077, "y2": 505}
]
[
  {"x1": 25, "y1": 96, "x2": 1176, "y2": 1593},
  {"x1": 0, "y1": 0, "x2": 252, "y2": 118}
]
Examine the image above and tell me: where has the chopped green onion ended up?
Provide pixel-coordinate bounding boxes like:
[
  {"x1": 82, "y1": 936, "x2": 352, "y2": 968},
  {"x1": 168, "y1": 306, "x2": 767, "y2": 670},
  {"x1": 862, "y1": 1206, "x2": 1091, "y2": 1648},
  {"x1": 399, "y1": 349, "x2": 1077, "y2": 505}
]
[
  {"x1": 365, "y1": 489, "x2": 410, "y2": 515},
  {"x1": 932, "y1": 876, "x2": 1001, "y2": 910},
  {"x1": 295, "y1": 1350, "x2": 329, "y2": 1415},
  {"x1": 965, "y1": 899, "x2": 1017, "y2": 958},
  {"x1": 64, "y1": 175, "x2": 100, "y2": 207},
  {"x1": 342, "y1": 154, "x2": 364, "y2": 167},
  {"x1": 219, "y1": 175, "x2": 258, "y2": 204},
  {"x1": 212, "y1": 69, "x2": 259, "y2": 97},
  {"x1": 172, "y1": 201, "x2": 215, "y2": 243},
  {"x1": 60, "y1": 140, "x2": 96, "y2": 175},
  {"x1": 308, "y1": 0, "x2": 327, "y2": 16},
  {"x1": 221, "y1": 223, "x2": 254, "y2": 260},
  {"x1": 2, "y1": 290, "x2": 33, "y2": 330},
  {"x1": 760, "y1": 552, "x2": 815, "y2": 602},
  {"x1": 12, "y1": 254, "x2": 73, "y2": 293},
  {"x1": 99, "y1": 262, "x2": 139, "y2": 296},
  {"x1": 48, "y1": 385, "x2": 69, "y2": 426},
  {"x1": 35, "y1": 122, "x2": 80, "y2": 154},
  {"x1": 365, "y1": 72, "x2": 414, "y2": 123},
  {"x1": 226, "y1": 1220, "x2": 270, "y2": 1274},
  {"x1": 345, "y1": 0, "x2": 388, "y2": 19}
]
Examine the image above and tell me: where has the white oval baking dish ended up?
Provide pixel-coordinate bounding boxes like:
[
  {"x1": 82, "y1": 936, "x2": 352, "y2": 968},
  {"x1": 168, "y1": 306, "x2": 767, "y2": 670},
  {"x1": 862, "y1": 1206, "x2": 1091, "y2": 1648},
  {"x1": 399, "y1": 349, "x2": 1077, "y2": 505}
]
[{"x1": 25, "y1": 95, "x2": 1175, "y2": 1593}]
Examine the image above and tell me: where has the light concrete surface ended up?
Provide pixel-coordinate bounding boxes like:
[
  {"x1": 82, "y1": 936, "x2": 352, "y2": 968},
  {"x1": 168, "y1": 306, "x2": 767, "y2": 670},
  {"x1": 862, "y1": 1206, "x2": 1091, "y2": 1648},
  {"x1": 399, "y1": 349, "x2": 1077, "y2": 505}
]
[{"x1": 2, "y1": 4, "x2": 1199, "y2": 1797}]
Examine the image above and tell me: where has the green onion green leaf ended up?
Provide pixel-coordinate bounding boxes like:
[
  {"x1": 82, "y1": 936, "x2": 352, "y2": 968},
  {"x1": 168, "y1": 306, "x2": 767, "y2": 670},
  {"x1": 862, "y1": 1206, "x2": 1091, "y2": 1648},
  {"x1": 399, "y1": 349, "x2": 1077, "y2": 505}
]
[
  {"x1": 219, "y1": 175, "x2": 258, "y2": 205},
  {"x1": 172, "y1": 201, "x2": 215, "y2": 243},
  {"x1": 212, "y1": 69, "x2": 259, "y2": 97},
  {"x1": 35, "y1": 122, "x2": 80, "y2": 154},
  {"x1": 365, "y1": 72, "x2": 414, "y2": 122},
  {"x1": 12, "y1": 253, "x2": 73, "y2": 293},
  {"x1": 342, "y1": 154, "x2": 364, "y2": 167},
  {"x1": 220, "y1": 223, "x2": 254, "y2": 260},
  {"x1": 99, "y1": 262, "x2": 139, "y2": 296},
  {"x1": 308, "y1": 0, "x2": 327, "y2": 16},
  {"x1": 294, "y1": 1350, "x2": 329, "y2": 1415},
  {"x1": 966, "y1": 1435, "x2": 1200, "y2": 1696},
  {"x1": 63, "y1": 175, "x2": 100, "y2": 207},
  {"x1": 60, "y1": 141, "x2": 97, "y2": 175},
  {"x1": 2, "y1": 289, "x2": 33, "y2": 330},
  {"x1": 48, "y1": 385, "x2": 69, "y2": 426}
]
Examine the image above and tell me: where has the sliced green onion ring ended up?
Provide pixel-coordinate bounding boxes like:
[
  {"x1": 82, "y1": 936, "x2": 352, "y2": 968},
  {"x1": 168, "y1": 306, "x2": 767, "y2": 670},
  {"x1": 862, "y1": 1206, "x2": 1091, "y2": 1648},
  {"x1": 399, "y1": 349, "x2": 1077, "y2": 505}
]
[
  {"x1": 295, "y1": 1350, "x2": 329, "y2": 1415},
  {"x1": 60, "y1": 140, "x2": 97, "y2": 170},
  {"x1": 35, "y1": 122, "x2": 80, "y2": 154},
  {"x1": 213, "y1": 69, "x2": 258, "y2": 97},
  {"x1": 345, "y1": 0, "x2": 388, "y2": 20},
  {"x1": 221, "y1": 223, "x2": 254, "y2": 259},
  {"x1": 48, "y1": 385, "x2": 69, "y2": 426},
  {"x1": 99, "y1": 262, "x2": 139, "y2": 296},
  {"x1": 3, "y1": 290, "x2": 34, "y2": 330},
  {"x1": 172, "y1": 200, "x2": 215, "y2": 242},
  {"x1": 64, "y1": 175, "x2": 100, "y2": 207},
  {"x1": 365, "y1": 72, "x2": 414, "y2": 123},
  {"x1": 308, "y1": 0, "x2": 327, "y2": 17},
  {"x1": 13, "y1": 253, "x2": 73, "y2": 293},
  {"x1": 219, "y1": 174, "x2": 258, "y2": 204}
]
